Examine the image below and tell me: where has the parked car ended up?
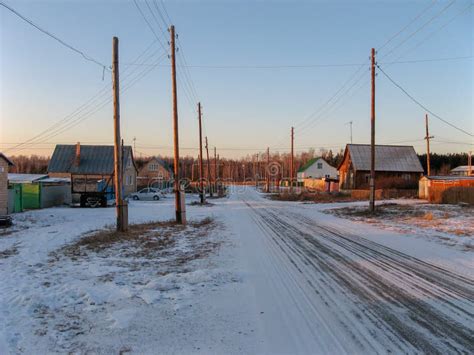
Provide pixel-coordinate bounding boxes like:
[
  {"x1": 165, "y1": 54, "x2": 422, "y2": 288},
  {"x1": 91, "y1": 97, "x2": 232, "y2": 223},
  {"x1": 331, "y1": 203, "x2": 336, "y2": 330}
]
[{"x1": 129, "y1": 188, "x2": 161, "y2": 201}]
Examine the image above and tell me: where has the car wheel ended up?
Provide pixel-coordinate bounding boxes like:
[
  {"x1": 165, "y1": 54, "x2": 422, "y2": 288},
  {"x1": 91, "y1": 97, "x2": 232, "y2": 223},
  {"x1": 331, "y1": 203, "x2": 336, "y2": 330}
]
[
  {"x1": 153, "y1": 195, "x2": 160, "y2": 201},
  {"x1": 133, "y1": 195, "x2": 139, "y2": 200}
]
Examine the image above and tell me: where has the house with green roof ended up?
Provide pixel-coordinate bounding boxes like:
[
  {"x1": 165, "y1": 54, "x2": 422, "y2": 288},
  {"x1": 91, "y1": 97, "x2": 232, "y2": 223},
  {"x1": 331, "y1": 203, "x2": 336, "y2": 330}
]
[{"x1": 297, "y1": 157, "x2": 338, "y2": 182}]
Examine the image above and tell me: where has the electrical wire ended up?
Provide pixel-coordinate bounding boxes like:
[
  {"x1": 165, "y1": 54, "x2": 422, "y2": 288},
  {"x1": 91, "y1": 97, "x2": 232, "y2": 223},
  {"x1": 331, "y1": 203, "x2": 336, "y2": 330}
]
[
  {"x1": 0, "y1": 1, "x2": 109, "y2": 70},
  {"x1": 376, "y1": 64, "x2": 473, "y2": 137}
]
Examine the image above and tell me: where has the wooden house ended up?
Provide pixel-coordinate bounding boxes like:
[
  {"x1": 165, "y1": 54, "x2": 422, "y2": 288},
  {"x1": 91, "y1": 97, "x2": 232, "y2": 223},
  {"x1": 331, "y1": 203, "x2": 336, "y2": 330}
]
[
  {"x1": 137, "y1": 157, "x2": 173, "y2": 189},
  {"x1": 338, "y1": 144, "x2": 423, "y2": 190},
  {"x1": 48, "y1": 143, "x2": 137, "y2": 205},
  {"x1": 0, "y1": 153, "x2": 14, "y2": 215}
]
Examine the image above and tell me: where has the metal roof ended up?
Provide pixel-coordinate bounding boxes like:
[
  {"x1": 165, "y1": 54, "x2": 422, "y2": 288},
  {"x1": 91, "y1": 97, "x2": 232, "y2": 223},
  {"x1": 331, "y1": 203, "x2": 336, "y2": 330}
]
[
  {"x1": 450, "y1": 165, "x2": 473, "y2": 172},
  {"x1": 8, "y1": 174, "x2": 48, "y2": 183},
  {"x1": 48, "y1": 144, "x2": 134, "y2": 175},
  {"x1": 421, "y1": 175, "x2": 474, "y2": 181},
  {"x1": 346, "y1": 144, "x2": 423, "y2": 172}
]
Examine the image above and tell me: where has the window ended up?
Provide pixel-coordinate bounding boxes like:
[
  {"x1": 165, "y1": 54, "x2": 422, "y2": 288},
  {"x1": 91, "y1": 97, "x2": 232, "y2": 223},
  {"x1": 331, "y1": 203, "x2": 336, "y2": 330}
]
[
  {"x1": 317, "y1": 163, "x2": 323, "y2": 169},
  {"x1": 365, "y1": 174, "x2": 370, "y2": 183},
  {"x1": 149, "y1": 163, "x2": 158, "y2": 171},
  {"x1": 126, "y1": 175, "x2": 133, "y2": 186}
]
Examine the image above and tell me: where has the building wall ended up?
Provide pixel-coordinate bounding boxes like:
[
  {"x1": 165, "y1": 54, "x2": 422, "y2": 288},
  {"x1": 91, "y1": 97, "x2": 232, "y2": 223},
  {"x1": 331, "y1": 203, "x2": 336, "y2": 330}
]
[
  {"x1": 353, "y1": 171, "x2": 421, "y2": 189},
  {"x1": 0, "y1": 158, "x2": 9, "y2": 215}
]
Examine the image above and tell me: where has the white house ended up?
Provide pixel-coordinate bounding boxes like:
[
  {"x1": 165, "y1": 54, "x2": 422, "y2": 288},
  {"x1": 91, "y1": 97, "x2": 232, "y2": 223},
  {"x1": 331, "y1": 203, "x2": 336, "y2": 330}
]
[
  {"x1": 450, "y1": 165, "x2": 473, "y2": 177},
  {"x1": 297, "y1": 157, "x2": 338, "y2": 182}
]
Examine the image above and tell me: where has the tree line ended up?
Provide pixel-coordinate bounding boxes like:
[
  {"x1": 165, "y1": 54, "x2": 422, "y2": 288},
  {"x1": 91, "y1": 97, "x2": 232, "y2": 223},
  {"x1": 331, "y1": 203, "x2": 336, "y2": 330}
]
[{"x1": 7, "y1": 151, "x2": 470, "y2": 178}]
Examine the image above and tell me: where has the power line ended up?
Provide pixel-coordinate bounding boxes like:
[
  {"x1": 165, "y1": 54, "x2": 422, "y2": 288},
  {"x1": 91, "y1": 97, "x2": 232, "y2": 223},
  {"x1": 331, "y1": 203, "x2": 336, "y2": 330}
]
[
  {"x1": 379, "y1": 0, "x2": 457, "y2": 60},
  {"x1": 5, "y1": 38, "x2": 166, "y2": 153},
  {"x1": 0, "y1": 1, "x2": 109, "y2": 70},
  {"x1": 6, "y1": 46, "x2": 168, "y2": 154},
  {"x1": 376, "y1": 64, "x2": 473, "y2": 138}
]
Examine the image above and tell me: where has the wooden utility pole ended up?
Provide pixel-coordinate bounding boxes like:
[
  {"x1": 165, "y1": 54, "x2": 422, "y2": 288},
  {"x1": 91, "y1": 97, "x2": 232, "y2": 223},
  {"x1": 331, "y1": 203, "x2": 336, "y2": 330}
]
[
  {"x1": 214, "y1": 147, "x2": 217, "y2": 193},
  {"x1": 369, "y1": 48, "x2": 376, "y2": 212},
  {"x1": 468, "y1": 151, "x2": 472, "y2": 177},
  {"x1": 170, "y1": 25, "x2": 185, "y2": 224},
  {"x1": 424, "y1": 114, "x2": 434, "y2": 176},
  {"x1": 205, "y1": 136, "x2": 212, "y2": 197},
  {"x1": 266, "y1": 147, "x2": 270, "y2": 193},
  {"x1": 112, "y1": 37, "x2": 127, "y2": 232},
  {"x1": 290, "y1": 126, "x2": 294, "y2": 194},
  {"x1": 198, "y1": 103, "x2": 204, "y2": 203},
  {"x1": 255, "y1": 153, "x2": 259, "y2": 188}
]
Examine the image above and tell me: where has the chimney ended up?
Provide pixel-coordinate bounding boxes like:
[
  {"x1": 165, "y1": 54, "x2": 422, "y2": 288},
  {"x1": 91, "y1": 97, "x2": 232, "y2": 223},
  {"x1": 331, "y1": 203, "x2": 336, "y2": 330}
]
[{"x1": 75, "y1": 142, "x2": 81, "y2": 167}]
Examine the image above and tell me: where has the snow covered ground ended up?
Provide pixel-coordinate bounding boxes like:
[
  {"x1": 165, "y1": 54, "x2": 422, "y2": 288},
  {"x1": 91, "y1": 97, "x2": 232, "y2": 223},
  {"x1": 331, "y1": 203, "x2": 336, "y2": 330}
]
[
  {"x1": 322, "y1": 200, "x2": 474, "y2": 250},
  {"x1": 1, "y1": 187, "x2": 473, "y2": 354}
]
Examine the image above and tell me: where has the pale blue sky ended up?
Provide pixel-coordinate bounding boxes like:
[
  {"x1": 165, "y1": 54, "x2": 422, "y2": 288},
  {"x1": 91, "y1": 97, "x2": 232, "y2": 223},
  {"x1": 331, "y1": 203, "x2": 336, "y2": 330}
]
[{"x1": 1, "y1": 0, "x2": 472, "y2": 158}]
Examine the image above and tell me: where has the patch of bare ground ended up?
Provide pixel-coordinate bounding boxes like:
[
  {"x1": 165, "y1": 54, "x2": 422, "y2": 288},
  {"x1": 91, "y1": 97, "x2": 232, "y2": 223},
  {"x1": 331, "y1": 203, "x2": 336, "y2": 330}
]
[
  {"x1": 269, "y1": 191, "x2": 361, "y2": 203},
  {"x1": 49, "y1": 217, "x2": 220, "y2": 270},
  {"x1": 326, "y1": 203, "x2": 474, "y2": 240}
]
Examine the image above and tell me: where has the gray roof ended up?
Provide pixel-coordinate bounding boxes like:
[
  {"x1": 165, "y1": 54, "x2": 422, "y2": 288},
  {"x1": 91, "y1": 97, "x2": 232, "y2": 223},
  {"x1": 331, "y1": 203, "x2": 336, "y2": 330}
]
[
  {"x1": 48, "y1": 145, "x2": 134, "y2": 175},
  {"x1": 346, "y1": 144, "x2": 423, "y2": 172},
  {"x1": 451, "y1": 165, "x2": 474, "y2": 172},
  {"x1": 8, "y1": 174, "x2": 48, "y2": 183}
]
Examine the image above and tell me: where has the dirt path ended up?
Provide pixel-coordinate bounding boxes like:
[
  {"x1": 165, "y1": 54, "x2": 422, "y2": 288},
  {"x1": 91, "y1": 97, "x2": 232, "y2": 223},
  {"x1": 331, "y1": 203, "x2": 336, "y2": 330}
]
[{"x1": 232, "y1": 188, "x2": 474, "y2": 354}]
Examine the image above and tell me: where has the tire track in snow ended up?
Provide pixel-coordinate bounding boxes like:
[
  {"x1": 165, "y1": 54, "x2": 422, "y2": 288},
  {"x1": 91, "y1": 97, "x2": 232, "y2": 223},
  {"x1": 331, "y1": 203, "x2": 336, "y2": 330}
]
[{"x1": 240, "y1": 192, "x2": 474, "y2": 354}]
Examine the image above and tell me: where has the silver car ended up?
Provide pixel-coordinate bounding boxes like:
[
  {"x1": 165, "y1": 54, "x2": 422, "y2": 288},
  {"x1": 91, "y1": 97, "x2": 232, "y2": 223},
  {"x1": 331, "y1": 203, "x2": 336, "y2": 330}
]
[{"x1": 129, "y1": 188, "x2": 161, "y2": 201}]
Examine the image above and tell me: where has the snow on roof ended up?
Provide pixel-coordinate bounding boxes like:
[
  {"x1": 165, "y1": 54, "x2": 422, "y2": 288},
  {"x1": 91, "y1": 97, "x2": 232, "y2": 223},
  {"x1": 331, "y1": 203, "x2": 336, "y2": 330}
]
[
  {"x1": 8, "y1": 173, "x2": 48, "y2": 183},
  {"x1": 450, "y1": 165, "x2": 474, "y2": 172},
  {"x1": 346, "y1": 144, "x2": 423, "y2": 172},
  {"x1": 0, "y1": 153, "x2": 14, "y2": 166}
]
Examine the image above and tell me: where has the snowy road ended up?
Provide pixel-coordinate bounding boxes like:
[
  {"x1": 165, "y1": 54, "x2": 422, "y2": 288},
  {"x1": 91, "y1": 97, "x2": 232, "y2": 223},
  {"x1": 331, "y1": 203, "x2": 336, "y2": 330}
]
[
  {"x1": 1, "y1": 187, "x2": 473, "y2": 354},
  {"x1": 229, "y1": 188, "x2": 474, "y2": 354}
]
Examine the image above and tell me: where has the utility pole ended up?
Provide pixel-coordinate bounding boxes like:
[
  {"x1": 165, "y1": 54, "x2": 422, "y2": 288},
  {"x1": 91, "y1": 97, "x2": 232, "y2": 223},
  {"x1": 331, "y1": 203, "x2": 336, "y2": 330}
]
[
  {"x1": 217, "y1": 153, "x2": 220, "y2": 195},
  {"x1": 255, "y1": 153, "x2": 259, "y2": 188},
  {"x1": 468, "y1": 151, "x2": 472, "y2": 177},
  {"x1": 214, "y1": 146, "x2": 217, "y2": 194},
  {"x1": 290, "y1": 126, "x2": 294, "y2": 194},
  {"x1": 346, "y1": 121, "x2": 353, "y2": 144},
  {"x1": 266, "y1": 147, "x2": 270, "y2": 193},
  {"x1": 424, "y1": 114, "x2": 434, "y2": 176},
  {"x1": 205, "y1": 136, "x2": 212, "y2": 197},
  {"x1": 369, "y1": 48, "x2": 376, "y2": 212},
  {"x1": 198, "y1": 103, "x2": 204, "y2": 203},
  {"x1": 170, "y1": 25, "x2": 185, "y2": 224},
  {"x1": 112, "y1": 37, "x2": 127, "y2": 232}
]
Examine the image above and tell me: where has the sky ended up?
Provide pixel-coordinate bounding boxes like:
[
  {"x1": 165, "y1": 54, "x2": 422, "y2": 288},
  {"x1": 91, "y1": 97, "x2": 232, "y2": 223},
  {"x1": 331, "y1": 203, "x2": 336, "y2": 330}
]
[{"x1": 0, "y1": 0, "x2": 473, "y2": 159}]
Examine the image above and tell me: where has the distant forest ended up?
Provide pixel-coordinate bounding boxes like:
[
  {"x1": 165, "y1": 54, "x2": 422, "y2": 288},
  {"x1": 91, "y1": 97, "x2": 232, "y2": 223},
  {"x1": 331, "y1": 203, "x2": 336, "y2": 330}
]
[{"x1": 6, "y1": 151, "x2": 471, "y2": 177}]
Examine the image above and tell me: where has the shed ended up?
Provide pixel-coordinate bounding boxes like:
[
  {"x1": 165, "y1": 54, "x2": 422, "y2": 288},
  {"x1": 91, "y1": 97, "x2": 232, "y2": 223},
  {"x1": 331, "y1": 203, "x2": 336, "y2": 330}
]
[
  {"x1": 450, "y1": 165, "x2": 473, "y2": 177},
  {"x1": 0, "y1": 153, "x2": 14, "y2": 215},
  {"x1": 338, "y1": 144, "x2": 423, "y2": 190},
  {"x1": 8, "y1": 174, "x2": 71, "y2": 211}
]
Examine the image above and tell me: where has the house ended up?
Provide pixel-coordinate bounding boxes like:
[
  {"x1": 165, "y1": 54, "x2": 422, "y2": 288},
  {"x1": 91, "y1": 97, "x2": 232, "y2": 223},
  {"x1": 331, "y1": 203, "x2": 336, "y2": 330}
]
[
  {"x1": 0, "y1": 153, "x2": 14, "y2": 215},
  {"x1": 419, "y1": 176, "x2": 474, "y2": 204},
  {"x1": 7, "y1": 174, "x2": 71, "y2": 212},
  {"x1": 297, "y1": 157, "x2": 338, "y2": 182},
  {"x1": 137, "y1": 157, "x2": 173, "y2": 189},
  {"x1": 450, "y1": 165, "x2": 473, "y2": 177},
  {"x1": 48, "y1": 143, "x2": 137, "y2": 205},
  {"x1": 338, "y1": 144, "x2": 423, "y2": 190}
]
